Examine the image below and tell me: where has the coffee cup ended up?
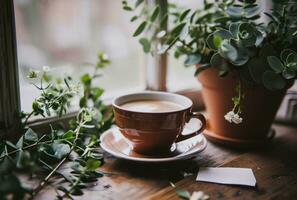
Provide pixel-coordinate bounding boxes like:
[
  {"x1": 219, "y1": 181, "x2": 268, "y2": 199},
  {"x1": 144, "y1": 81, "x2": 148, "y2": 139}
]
[{"x1": 112, "y1": 91, "x2": 206, "y2": 155}]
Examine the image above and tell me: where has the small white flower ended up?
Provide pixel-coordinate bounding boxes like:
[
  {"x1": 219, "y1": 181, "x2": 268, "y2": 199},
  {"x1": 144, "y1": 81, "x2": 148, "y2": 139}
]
[
  {"x1": 190, "y1": 191, "x2": 210, "y2": 200},
  {"x1": 224, "y1": 111, "x2": 243, "y2": 124},
  {"x1": 224, "y1": 111, "x2": 234, "y2": 123},
  {"x1": 156, "y1": 30, "x2": 166, "y2": 38},
  {"x1": 232, "y1": 113, "x2": 243, "y2": 124},
  {"x1": 176, "y1": 41, "x2": 183, "y2": 47},
  {"x1": 42, "y1": 66, "x2": 50, "y2": 73}
]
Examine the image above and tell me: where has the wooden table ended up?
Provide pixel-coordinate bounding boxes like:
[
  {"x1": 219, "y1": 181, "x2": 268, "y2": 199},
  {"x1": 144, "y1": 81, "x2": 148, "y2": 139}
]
[{"x1": 36, "y1": 124, "x2": 297, "y2": 199}]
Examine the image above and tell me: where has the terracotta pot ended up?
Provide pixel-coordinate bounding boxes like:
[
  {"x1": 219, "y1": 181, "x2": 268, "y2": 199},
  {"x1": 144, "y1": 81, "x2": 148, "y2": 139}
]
[{"x1": 197, "y1": 67, "x2": 289, "y2": 147}]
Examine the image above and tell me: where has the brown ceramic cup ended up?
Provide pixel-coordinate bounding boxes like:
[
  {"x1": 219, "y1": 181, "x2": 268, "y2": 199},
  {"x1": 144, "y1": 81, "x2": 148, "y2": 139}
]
[{"x1": 112, "y1": 91, "x2": 206, "y2": 155}]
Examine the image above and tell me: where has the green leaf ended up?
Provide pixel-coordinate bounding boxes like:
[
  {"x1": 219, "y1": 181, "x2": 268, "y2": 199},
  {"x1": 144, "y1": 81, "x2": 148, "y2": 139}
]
[
  {"x1": 184, "y1": 54, "x2": 201, "y2": 67},
  {"x1": 16, "y1": 137, "x2": 24, "y2": 149},
  {"x1": 218, "y1": 40, "x2": 238, "y2": 62},
  {"x1": 0, "y1": 156, "x2": 14, "y2": 174},
  {"x1": 210, "y1": 53, "x2": 224, "y2": 67},
  {"x1": 130, "y1": 16, "x2": 138, "y2": 22},
  {"x1": 133, "y1": 21, "x2": 147, "y2": 37},
  {"x1": 52, "y1": 143, "x2": 70, "y2": 159},
  {"x1": 81, "y1": 74, "x2": 91, "y2": 86},
  {"x1": 282, "y1": 68, "x2": 296, "y2": 79},
  {"x1": 16, "y1": 150, "x2": 30, "y2": 168},
  {"x1": 194, "y1": 64, "x2": 211, "y2": 76},
  {"x1": 179, "y1": 9, "x2": 191, "y2": 21},
  {"x1": 263, "y1": 71, "x2": 286, "y2": 90},
  {"x1": 86, "y1": 158, "x2": 101, "y2": 171},
  {"x1": 206, "y1": 29, "x2": 233, "y2": 50},
  {"x1": 171, "y1": 22, "x2": 187, "y2": 36},
  {"x1": 139, "y1": 38, "x2": 151, "y2": 53},
  {"x1": 176, "y1": 189, "x2": 191, "y2": 199},
  {"x1": 229, "y1": 23, "x2": 240, "y2": 37},
  {"x1": 267, "y1": 56, "x2": 284, "y2": 73},
  {"x1": 280, "y1": 49, "x2": 297, "y2": 63},
  {"x1": 24, "y1": 128, "x2": 38, "y2": 142},
  {"x1": 226, "y1": 5, "x2": 243, "y2": 18},
  {"x1": 247, "y1": 57, "x2": 266, "y2": 84},
  {"x1": 135, "y1": 0, "x2": 144, "y2": 8},
  {"x1": 123, "y1": 6, "x2": 133, "y2": 11},
  {"x1": 160, "y1": 14, "x2": 168, "y2": 29},
  {"x1": 287, "y1": 53, "x2": 297, "y2": 65},
  {"x1": 213, "y1": 35, "x2": 222, "y2": 48},
  {"x1": 150, "y1": 6, "x2": 160, "y2": 22},
  {"x1": 91, "y1": 87, "x2": 104, "y2": 101}
]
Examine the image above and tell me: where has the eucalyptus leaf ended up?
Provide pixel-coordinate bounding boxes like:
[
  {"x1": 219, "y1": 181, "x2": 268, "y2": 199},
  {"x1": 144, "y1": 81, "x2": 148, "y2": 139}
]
[
  {"x1": 184, "y1": 54, "x2": 201, "y2": 67},
  {"x1": 133, "y1": 21, "x2": 147, "y2": 37},
  {"x1": 52, "y1": 143, "x2": 71, "y2": 159},
  {"x1": 150, "y1": 6, "x2": 160, "y2": 22},
  {"x1": 139, "y1": 38, "x2": 151, "y2": 53},
  {"x1": 16, "y1": 150, "x2": 30, "y2": 168},
  {"x1": 171, "y1": 22, "x2": 187, "y2": 36},
  {"x1": 24, "y1": 128, "x2": 38, "y2": 142},
  {"x1": 179, "y1": 9, "x2": 191, "y2": 21},
  {"x1": 267, "y1": 56, "x2": 284, "y2": 73},
  {"x1": 263, "y1": 71, "x2": 286, "y2": 90}
]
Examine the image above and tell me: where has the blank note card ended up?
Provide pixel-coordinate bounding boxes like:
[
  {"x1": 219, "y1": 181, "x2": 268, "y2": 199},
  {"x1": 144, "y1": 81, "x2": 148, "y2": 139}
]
[{"x1": 197, "y1": 167, "x2": 256, "y2": 187}]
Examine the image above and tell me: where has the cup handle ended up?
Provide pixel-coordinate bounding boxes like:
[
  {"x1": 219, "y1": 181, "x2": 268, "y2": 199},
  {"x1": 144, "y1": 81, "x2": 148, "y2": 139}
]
[{"x1": 175, "y1": 112, "x2": 206, "y2": 142}]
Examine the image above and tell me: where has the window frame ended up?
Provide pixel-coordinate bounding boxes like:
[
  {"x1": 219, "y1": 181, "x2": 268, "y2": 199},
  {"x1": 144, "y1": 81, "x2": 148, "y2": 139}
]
[{"x1": 0, "y1": 0, "x2": 204, "y2": 135}]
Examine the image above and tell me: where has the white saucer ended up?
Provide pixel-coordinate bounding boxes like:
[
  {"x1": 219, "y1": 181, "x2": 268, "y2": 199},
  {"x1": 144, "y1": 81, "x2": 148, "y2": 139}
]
[{"x1": 100, "y1": 126, "x2": 207, "y2": 163}]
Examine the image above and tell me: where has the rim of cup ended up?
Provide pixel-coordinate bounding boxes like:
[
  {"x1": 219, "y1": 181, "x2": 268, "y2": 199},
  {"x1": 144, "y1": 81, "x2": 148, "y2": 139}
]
[{"x1": 112, "y1": 91, "x2": 193, "y2": 114}]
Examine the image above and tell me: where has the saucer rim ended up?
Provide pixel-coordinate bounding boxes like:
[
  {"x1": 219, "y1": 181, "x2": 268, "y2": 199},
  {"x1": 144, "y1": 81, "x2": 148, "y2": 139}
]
[{"x1": 100, "y1": 127, "x2": 207, "y2": 162}]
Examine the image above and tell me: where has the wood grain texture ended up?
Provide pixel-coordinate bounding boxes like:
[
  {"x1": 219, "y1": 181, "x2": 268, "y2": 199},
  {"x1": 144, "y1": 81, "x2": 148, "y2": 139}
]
[
  {"x1": 32, "y1": 124, "x2": 297, "y2": 199},
  {"x1": 0, "y1": 0, "x2": 21, "y2": 137}
]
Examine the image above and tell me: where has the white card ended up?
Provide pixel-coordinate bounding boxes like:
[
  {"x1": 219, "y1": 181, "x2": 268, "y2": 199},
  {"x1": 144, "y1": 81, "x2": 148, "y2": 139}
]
[{"x1": 197, "y1": 167, "x2": 256, "y2": 187}]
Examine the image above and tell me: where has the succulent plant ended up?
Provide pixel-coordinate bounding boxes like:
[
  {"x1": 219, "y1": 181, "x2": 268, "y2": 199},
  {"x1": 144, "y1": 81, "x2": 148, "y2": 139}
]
[{"x1": 123, "y1": 0, "x2": 297, "y2": 122}]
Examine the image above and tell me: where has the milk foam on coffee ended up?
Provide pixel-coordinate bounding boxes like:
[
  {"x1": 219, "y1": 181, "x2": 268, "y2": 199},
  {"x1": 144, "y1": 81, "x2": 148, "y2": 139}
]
[{"x1": 120, "y1": 100, "x2": 184, "y2": 112}]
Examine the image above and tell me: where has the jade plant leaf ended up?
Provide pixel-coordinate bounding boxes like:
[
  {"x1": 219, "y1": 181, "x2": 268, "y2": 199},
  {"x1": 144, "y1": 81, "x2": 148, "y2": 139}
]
[
  {"x1": 229, "y1": 22, "x2": 240, "y2": 38},
  {"x1": 267, "y1": 56, "x2": 284, "y2": 73},
  {"x1": 247, "y1": 57, "x2": 267, "y2": 84},
  {"x1": 210, "y1": 53, "x2": 224, "y2": 67},
  {"x1": 218, "y1": 40, "x2": 238, "y2": 62},
  {"x1": 226, "y1": 5, "x2": 242, "y2": 18},
  {"x1": 263, "y1": 71, "x2": 286, "y2": 90},
  {"x1": 282, "y1": 68, "x2": 296, "y2": 79},
  {"x1": 206, "y1": 29, "x2": 233, "y2": 50},
  {"x1": 184, "y1": 54, "x2": 201, "y2": 67},
  {"x1": 280, "y1": 49, "x2": 297, "y2": 63},
  {"x1": 239, "y1": 23, "x2": 257, "y2": 47}
]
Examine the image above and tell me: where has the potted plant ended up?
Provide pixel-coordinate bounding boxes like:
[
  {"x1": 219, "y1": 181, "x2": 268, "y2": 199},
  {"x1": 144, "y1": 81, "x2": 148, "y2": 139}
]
[{"x1": 123, "y1": 0, "x2": 297, "y2": 147}]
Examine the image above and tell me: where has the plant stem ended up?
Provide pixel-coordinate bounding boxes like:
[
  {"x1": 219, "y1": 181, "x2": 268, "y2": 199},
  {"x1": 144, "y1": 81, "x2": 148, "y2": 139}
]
[{"x1": 31, "y1": 119, "x2": 85, "y2": 198}]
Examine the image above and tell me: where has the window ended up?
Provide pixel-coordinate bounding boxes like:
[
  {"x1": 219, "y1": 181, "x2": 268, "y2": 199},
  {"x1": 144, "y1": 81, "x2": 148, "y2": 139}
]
[
  {"x1": 14, "y1": 0, "x2": 145, "y2": 112},
  {"x1": 1, "y1": 0, "x2": 204, "y2": 132}
]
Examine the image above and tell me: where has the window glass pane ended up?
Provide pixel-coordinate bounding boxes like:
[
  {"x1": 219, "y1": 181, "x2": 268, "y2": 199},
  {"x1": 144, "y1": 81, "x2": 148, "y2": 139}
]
[
  {"x1": 167, "y1": 0, "x2": 203, "y2": 91},
  {"x1": 14, "y1": 0, "x2": 144, "y2": 112}
]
